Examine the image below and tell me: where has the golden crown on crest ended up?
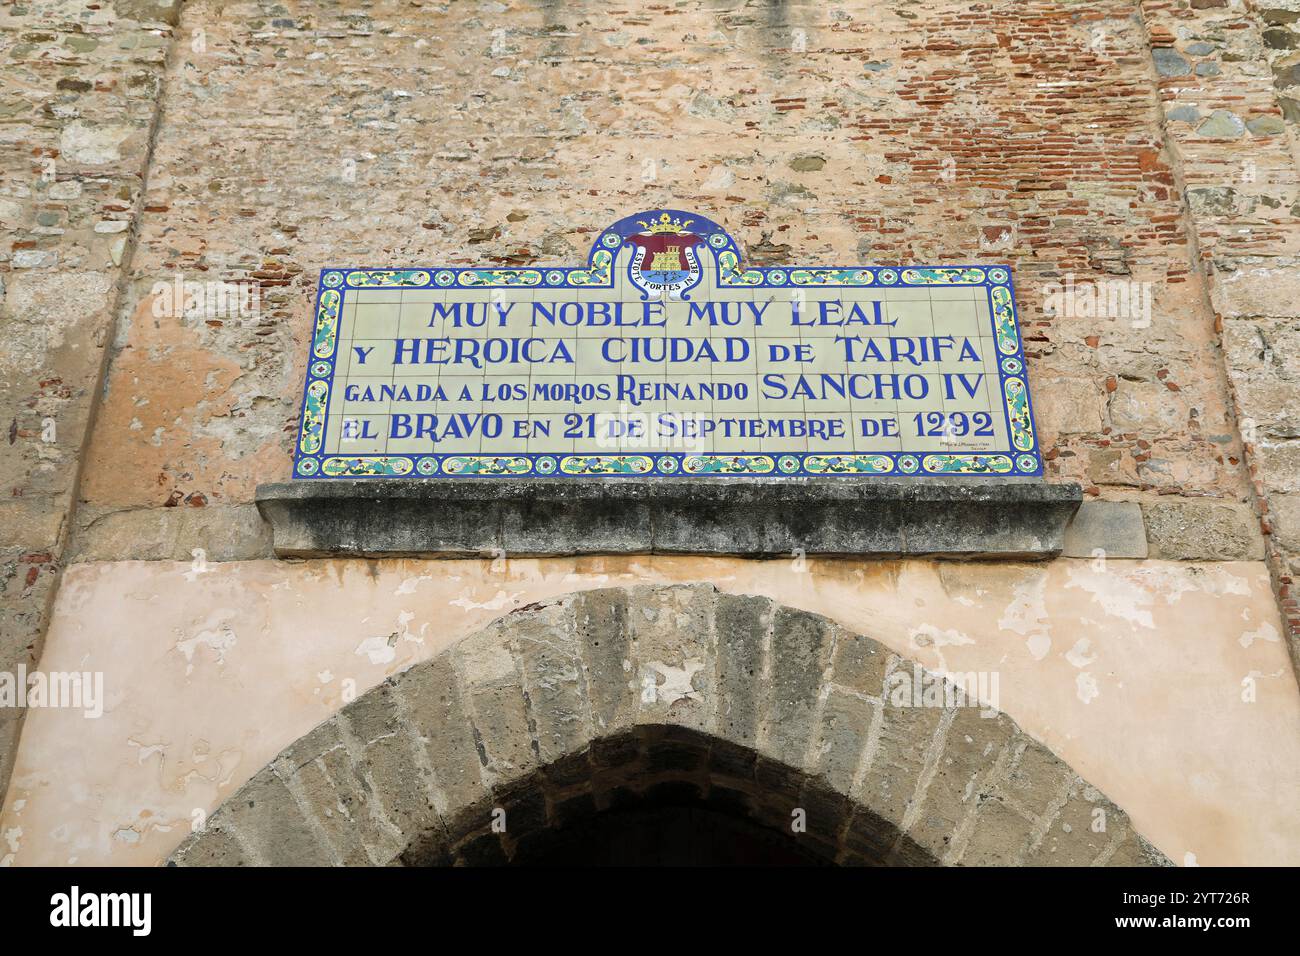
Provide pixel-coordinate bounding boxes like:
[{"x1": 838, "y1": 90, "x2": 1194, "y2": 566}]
[{"x1": 636, "y1": 212, "x2": 695, "y2": 235}]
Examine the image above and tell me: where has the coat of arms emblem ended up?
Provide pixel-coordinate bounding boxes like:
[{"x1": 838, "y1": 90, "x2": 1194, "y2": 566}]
[{"x1": 624, "y1": 212, "x2": 705, "y2": 300}]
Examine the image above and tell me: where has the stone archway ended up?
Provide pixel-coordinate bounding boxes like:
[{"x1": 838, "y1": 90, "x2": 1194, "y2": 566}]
[{"x1": 168, "y1": 584, "x2": 1169, "y2": 867}]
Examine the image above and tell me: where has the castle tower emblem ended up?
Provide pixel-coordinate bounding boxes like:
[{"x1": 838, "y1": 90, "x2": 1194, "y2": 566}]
[{"x1": 625, "y1": 212, "x2": 705, "y2": 300}]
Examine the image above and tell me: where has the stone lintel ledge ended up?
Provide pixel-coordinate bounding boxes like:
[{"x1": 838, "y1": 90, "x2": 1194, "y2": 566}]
[{"x1": 255, "y1": 478, "x2": 1083, "y2": 561}]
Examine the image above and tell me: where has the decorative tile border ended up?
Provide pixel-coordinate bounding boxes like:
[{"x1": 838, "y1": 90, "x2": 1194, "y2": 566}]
[{"x1": 292, "y1": 209, "x2": 1042, "y2": 480}]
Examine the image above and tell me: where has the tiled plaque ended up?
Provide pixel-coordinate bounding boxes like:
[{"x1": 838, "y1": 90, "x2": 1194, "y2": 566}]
[{"x1": 292, "y1": 210, "x2": 1040, "y2": 478}]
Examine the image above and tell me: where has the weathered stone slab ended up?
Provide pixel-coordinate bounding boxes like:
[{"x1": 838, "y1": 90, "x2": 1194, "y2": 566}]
[
  {"x1": 1024, "y1": 778, "x2": 1127, "y2": 866},
  {"x1": 70, "y1": 503, "x2": 273, "y2": 562},
  {"x1": 906, "y1": 709, "x2": 1017, "y2": 861},
  {"x1": 811, "y1": 689, "x2": 878, "y2": 794},
  {"x1": 1061, "y1": 500, "x2": 1148, "y2": 559},
  {"x1": 830, "y1": 630, "x2": 890, "y2": 697},
  {"x1": 855, "y1": 697, "x2": 943, "y2": 831},
  {"x1": 339, "y1": 681, "x2": 441, "y2": 856},
  {"x1": 1142, "y1": 500, "x2": 1265, "y2": 560},
  {"x1": 512, "y1": 604, "x2": 592, "y2": 763},
  {"x1": 394, "y1": 654, "x2": 491, "y2": 831},
  {"x1": 958, "y1": 799, "x2": 1037, "y2": 866},
  {"x1": 256, "y1": 477, "x2": 1082, "y2": 560},
  {"x1": 292, "y1": 756, "x2": 374, "y2": 865},
  {"x1": 453, "y1": 623, "x2": 538, "y2": 788}
]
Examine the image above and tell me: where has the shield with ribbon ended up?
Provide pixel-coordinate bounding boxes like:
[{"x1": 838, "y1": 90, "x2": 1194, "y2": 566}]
[{"x1": 625, "y1": 213, "x2": 705, "y2": 300}]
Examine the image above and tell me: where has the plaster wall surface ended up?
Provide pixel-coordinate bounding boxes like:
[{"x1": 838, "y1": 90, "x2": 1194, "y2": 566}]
[{"x1": 1, "y1": 554, "x2": 1294, "y2": 867}]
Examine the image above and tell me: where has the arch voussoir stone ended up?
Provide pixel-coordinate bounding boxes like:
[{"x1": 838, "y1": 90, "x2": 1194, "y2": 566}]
[
  {"x1": 712, "y1": 590, "x2": 772, "y2": 748},
  {"x1": 389, "y1": 652, "x2": 489, "y2": 848},
  {"x1": 512, "y1": 599, "x2": 592, "y2": 765},
  {"x1": 851, "y1": 680, "x2": 944, "y2": 853},
  {"x1": 269, "y1": 716, "x2": 379, "y2": 866},
  {"x1": 570, "y1": 587, "x2": 638, "y2": 738},
  {"x1": 624, "y1": 583, "x2": 720, "y2": 735},
  {"x1": 338, "y1": 681, "x2": 446, "y2": 860},
  {"x1": 907, "y1": 708, "x2": 1020, "y2": 864},
  {"x1": 762, "y1": 605, "x2": 838, "y2": 768},
  {"x1": 169, "y1": 583, "x2": 1170, "y2": 867}
]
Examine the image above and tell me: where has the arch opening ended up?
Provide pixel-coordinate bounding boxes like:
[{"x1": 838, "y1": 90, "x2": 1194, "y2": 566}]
[
  {"x1": 169, "y1": 584, "x2": 1169, "y2": 868},
  {"x1": 398, "y1": 725, "x2": 936, "y2": 866}
]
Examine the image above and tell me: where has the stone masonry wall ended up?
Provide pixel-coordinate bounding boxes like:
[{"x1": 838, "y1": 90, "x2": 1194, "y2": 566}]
[
  {"x1": 3, "y1": 0, "x2": 1300, "y2": 811},
  {"x1": 1139, "y1": 0, "x2": 1300, "y2": 670},
  {"x1": 73, "y1": 0, "x2": 1257, "y2": 532},
  {"x1": 0, "y1": 0, "x2": 182, "y2": 797}
]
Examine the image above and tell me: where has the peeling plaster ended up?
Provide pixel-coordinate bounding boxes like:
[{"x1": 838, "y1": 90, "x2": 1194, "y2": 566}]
[
  {"x1": 449, "y1": 589, "x2": 521, "y2": 612},
  {"x1": 1064, "y1": 565, "x2": 1155, "y2": 630},
  {"x1": 1065, "y1": 638, "x2": 1098, "y2": 669},
  {"x1": 644, "y1": 659, "x2": 704, "y2": 704},
  {"x1": 354, "y1": 632, "x2": 399, "y2": 666},
  {"x1": 908, "y1": 622, "x2": 975, "y2": 673},
  {"x1": 1240, "y1": 622, "x2": 1281, "y2": 648},
  {"x1": 1076, "y1": 672, "x2": 1100, "y2": 705},
  {"x1": 998, "y1": 573, "x2": 1052, "y2": 659},
  {"x1": 173, "y1": 614, "x2": 238, "y2": 674}
]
